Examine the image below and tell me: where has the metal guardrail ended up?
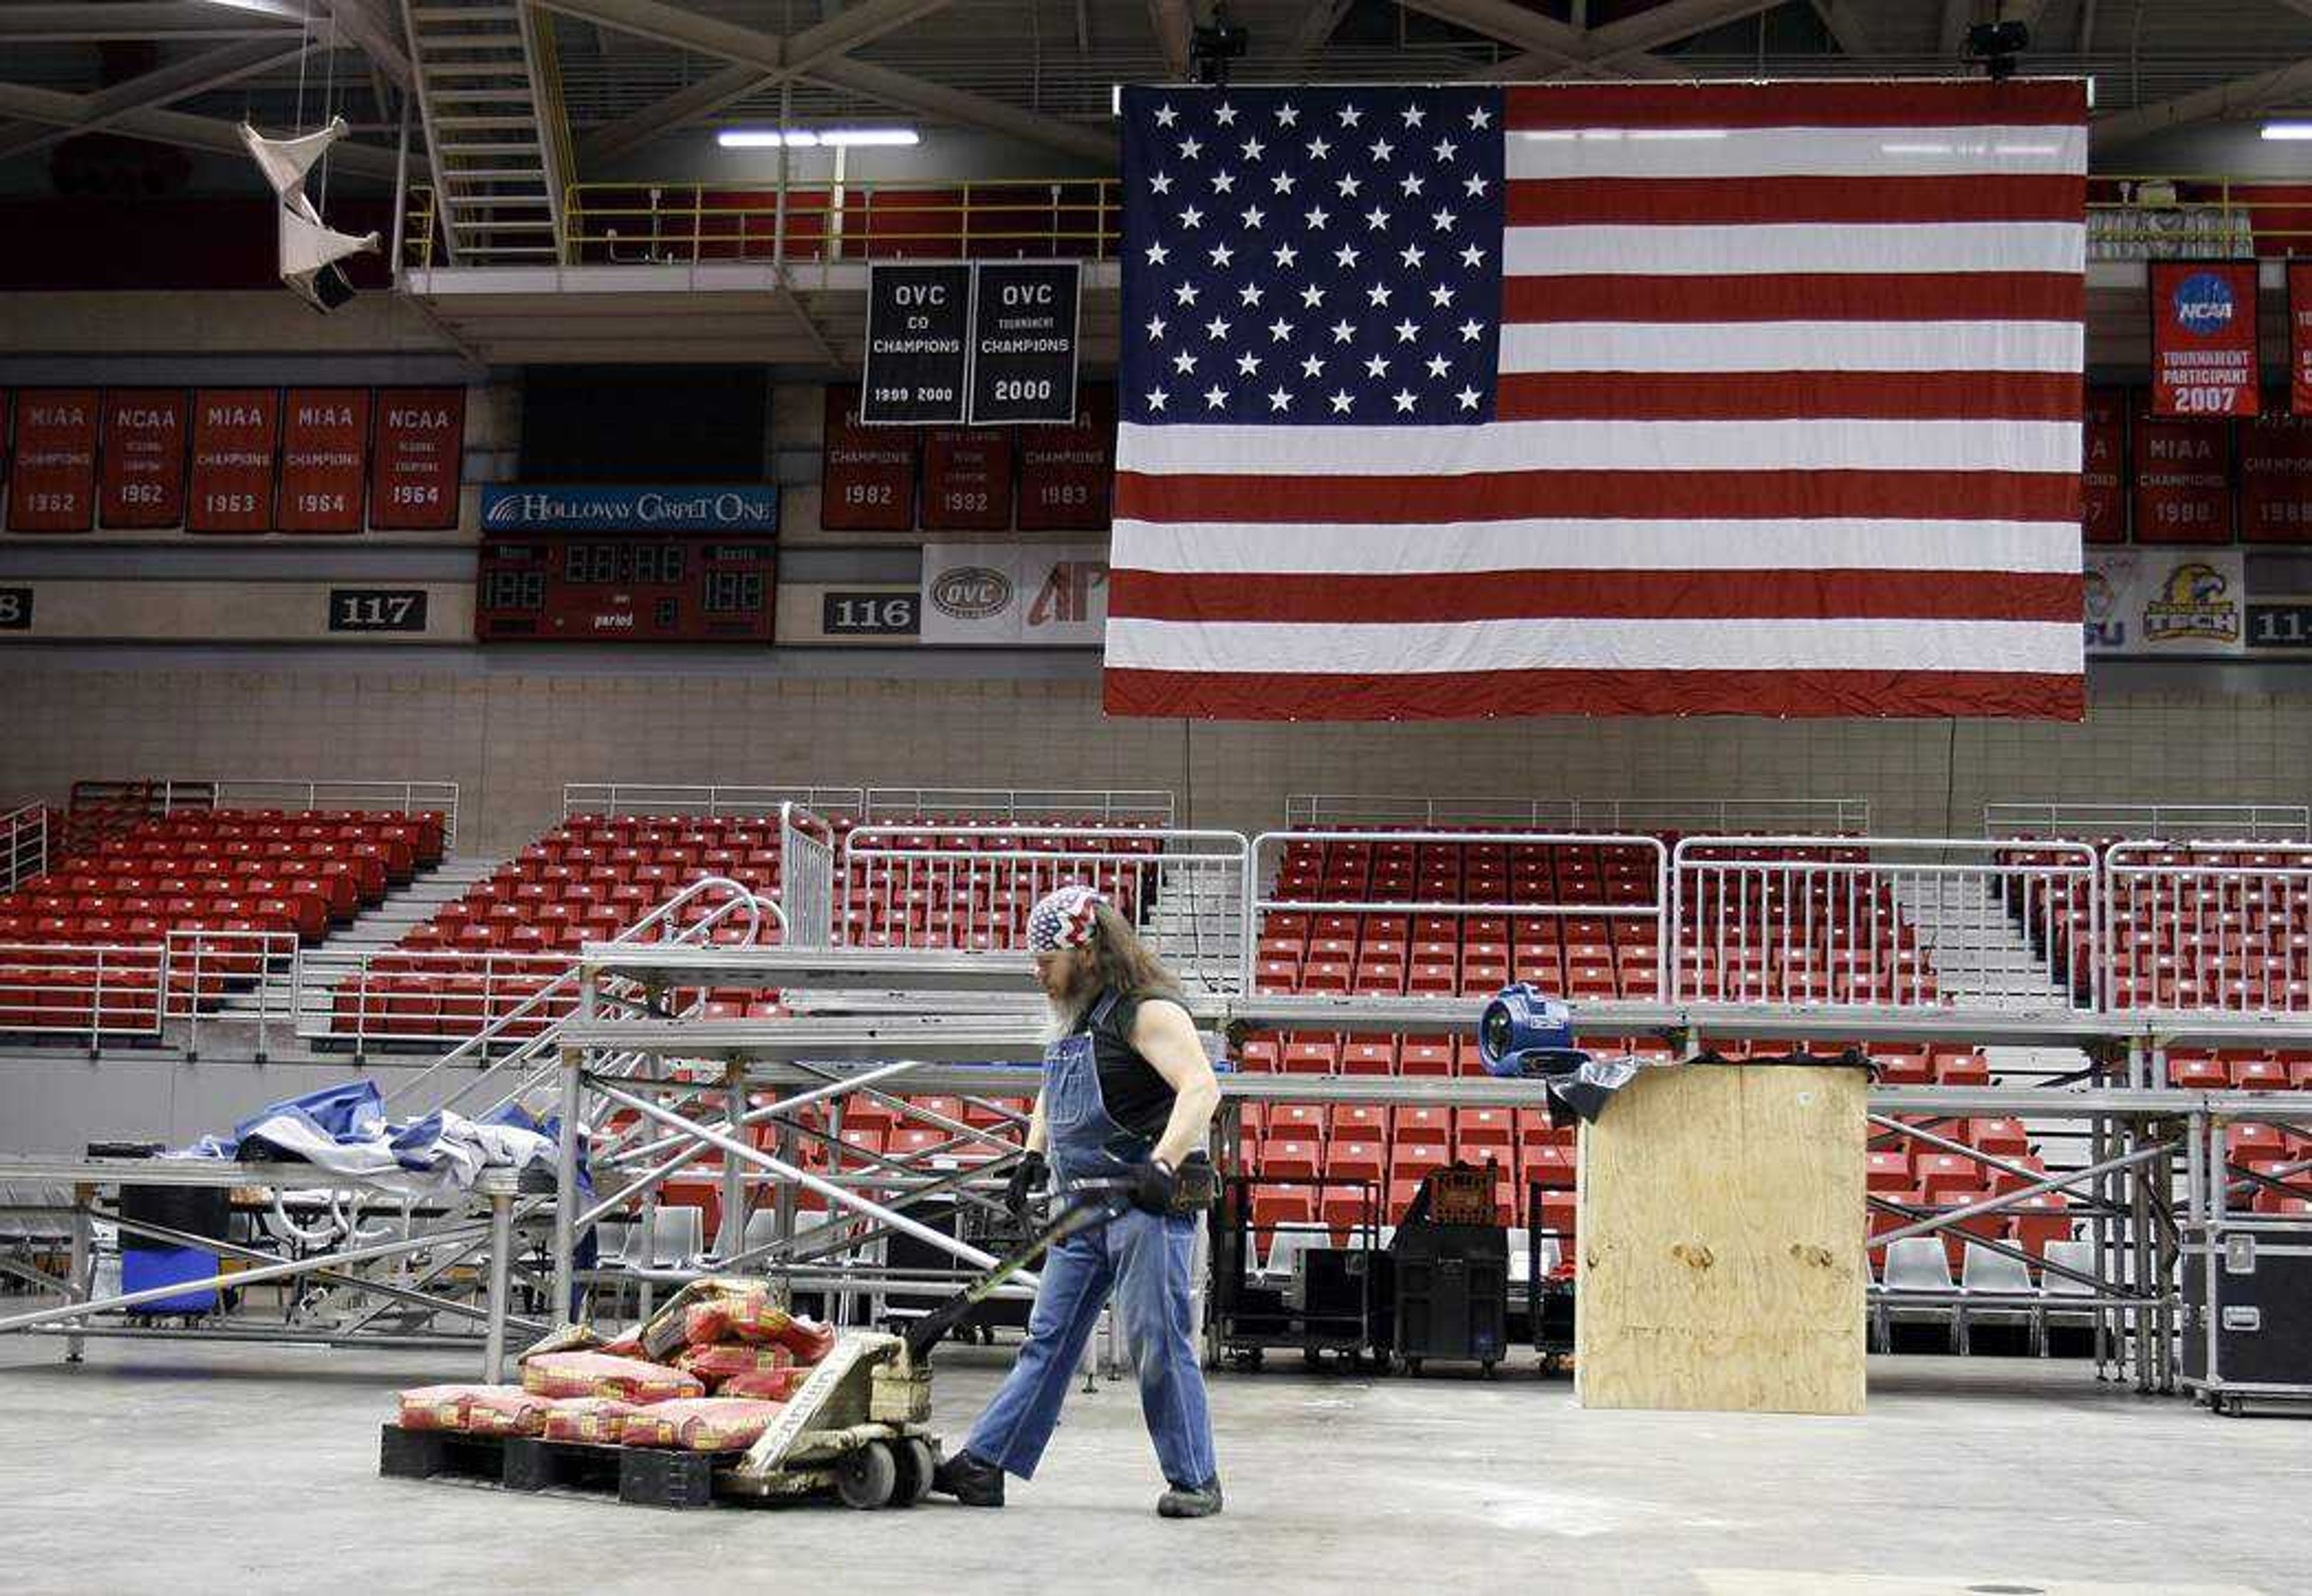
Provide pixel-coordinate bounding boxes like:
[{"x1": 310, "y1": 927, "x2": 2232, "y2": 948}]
[
  {"x1": 142, "y1": 780, "x2": 461, "y2": 847},
  {"x1": 1284, "y1": 795, "x2": 1868, "y2": 834},
  {"x1": 1671, "y1": 837, "x2": 2100, "y2": 1016},
  {"x1": 842, "y1": 824, "x2": 1249, "y2": 993},
  {"x1": 1250, "y1": 828, "x2": 1671, "y2": 1004},
  {"x1": 0, "y1": 928, "x2": 301, "y2": 1054},
  {"x1": 2104, "y1": 842, "x2": 2312, "y2": 1020},
  {"x1": 562, "y1": 783, "x2": 867, "y2": 821},
  {"x1": 778, "y1": 803, "x2": 837, "y2": 949},
  {"x1": 0, "y1": 804, "x2": 45, "y2": 895},
  {"x1": 862, "y1": 788, "x2": 1175, "y2": 825},
  {"x1": 1986, "y1": 803, "x2": 2312, "y2": 843},
  {"x1": 401, "y1": 175, "x2": 2312, "y2": 272}
]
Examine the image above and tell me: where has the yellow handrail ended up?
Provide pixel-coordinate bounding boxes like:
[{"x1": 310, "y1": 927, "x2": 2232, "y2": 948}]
[{"x1": 402, "y1": 173, "x2": 2312, "y2": 271}]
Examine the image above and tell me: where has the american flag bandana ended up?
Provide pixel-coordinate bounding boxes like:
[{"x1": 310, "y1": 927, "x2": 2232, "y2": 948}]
[{"x1": 1027, "y1": 884, "x2": 1105, "y2": 952}]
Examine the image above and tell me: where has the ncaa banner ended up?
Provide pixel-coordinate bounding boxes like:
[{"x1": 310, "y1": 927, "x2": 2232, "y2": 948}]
[
  {"x1": 98, "y1": 389, "x2": 187, "y2": 529},
  {"x1": 2292, "y1": 261, "x2": 2312, "y2": 417},
  {"x1": 2150, "y1": 261, "x2": 2259, "y2": 418},
  {"x1": 919, "y1": 541, "x2": 1108, "y2": 646},
  {"x1": 2084, "y1": 547, "x2": 2246, "y2": 656}
]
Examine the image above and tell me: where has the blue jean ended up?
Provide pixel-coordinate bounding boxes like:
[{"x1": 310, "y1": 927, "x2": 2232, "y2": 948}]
[{"x1": 963, "y1": 1206, "x2": 1217, "y2": 1488}]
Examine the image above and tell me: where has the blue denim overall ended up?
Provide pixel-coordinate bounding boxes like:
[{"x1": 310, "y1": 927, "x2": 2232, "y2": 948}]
[{"x1": 962, "y1": 993, "x2": 1218, "y2": 1488}]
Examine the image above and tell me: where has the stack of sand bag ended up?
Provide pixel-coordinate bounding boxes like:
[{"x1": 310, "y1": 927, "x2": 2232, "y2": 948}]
[{"x1": 393, "y1": 1278, "x2": 840, "y2": 1453}]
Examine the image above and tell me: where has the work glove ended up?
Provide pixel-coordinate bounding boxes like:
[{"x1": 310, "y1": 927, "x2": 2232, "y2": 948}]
[
  {"x1": 1004, "y1": 1150, "x2": 1049, "y2": 1219},
  {"x1": 1128, "y1": 1158, "x2": 1178, "y2": 1216}
]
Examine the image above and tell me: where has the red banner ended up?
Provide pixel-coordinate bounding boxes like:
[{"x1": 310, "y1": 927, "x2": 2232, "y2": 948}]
[
  {"x1": 187, "y1": 388, "x2": 280, "y2": 533},
  {"x1": 2150, "y1": 260, "x2": 2260, "y2": 418},
  {"x1": 2292, "y1": 261, "x2": 2312, "y2": 417},
  {"x1": 1018, "y1": 385, "x2": 1115, "y2": 531},
  {"x1": 921, "y1": 426, "x2": 1015, "y2": 531},
  {"x1": 7, "y1": 388, "x2": 98, "y2": 533},
  {"x1": 819, "y1": 385, "x2": 916, "y2": 530},
  {"x1": 2131, "y1": 408, "x2": 2234, "y2": 544},
  {"x1": 367, "y1": 387, "x2": 465, "y2": 530},
  {"x1": 98, "y1": 389, "x2": 187, "y2": 529},
  {"x1": 277, "y1": 388, "x2": 371, "y2": 533},
  {"x1": 2081, "y1": 386, "x2": 2127, "y2": 545},
  {"x1": 2240, "y1": 411, "x2": 2312, "y2": 544}
]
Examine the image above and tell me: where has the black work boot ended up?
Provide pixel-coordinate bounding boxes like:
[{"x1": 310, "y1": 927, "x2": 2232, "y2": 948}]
[
  {"x1": 930, "y1": 1450, "x2": 1006, "y2": 1508},
  {"x1": 1157, "y1": 1476, "x2": 1223, "y2": 1519}
]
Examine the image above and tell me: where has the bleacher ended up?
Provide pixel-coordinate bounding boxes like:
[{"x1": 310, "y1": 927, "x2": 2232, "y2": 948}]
[{"x1": 0, "y1": 807, "x2": 444, "y2": 1034}]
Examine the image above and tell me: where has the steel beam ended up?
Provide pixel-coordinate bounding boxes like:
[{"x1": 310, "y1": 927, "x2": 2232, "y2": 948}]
[
  {"x1": 0, "y1": 80, "x2": 401, "y2": 176},
  {"x1": 0, "y1": 3, "x2": 300, "y2": 39},
  {"x1": 2091, "y1": 59, "x2": 2312, "y2": 151},
  {"x1": 0, "y1": 39, "x2": 317, "y2": 166}
]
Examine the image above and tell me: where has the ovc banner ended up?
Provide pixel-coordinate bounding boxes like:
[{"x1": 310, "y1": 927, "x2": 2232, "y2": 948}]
[{"x1": 919, "y1": 541, "x2": 1108, "y2": 646}]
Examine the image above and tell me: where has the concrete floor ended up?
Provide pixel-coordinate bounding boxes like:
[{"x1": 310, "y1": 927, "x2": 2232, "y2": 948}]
[{"x1": 0, "y1": 1340, "x2": 2301, "y2": 1596}]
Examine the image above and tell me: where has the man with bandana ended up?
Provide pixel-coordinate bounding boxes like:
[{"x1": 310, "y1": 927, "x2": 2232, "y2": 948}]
[{"x1": 930, "y1": 883, "x2": 1225, "y2": 1518}]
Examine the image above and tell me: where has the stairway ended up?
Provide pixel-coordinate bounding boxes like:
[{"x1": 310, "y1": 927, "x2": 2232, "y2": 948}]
[
  {"x1": 1142, "y1": 865, "x2": 1247, "y2": 993},
  {"x1": 402, "y1": 0, "x2": 567, "y2": 265},
  {"x1": 1889, "y1": 873, "x2": 2071, "y2": 1013}
]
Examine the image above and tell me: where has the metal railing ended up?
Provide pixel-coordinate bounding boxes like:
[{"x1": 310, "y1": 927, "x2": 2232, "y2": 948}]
[
  {"x1": 841, "y1": 824, "x2": 1251, "y2": 993},
  {"x1": 2085, "y1": 177, "x2": 2312, "y2": 259},
  {"x1": 1285, "y1": 795, "x2": 1868, "y2": 834},
  {"x1": 1670, "y1": 837, "x2": 2099, "y2": 1015},
  {"x1": 863, "y1": 788, "x2": 1175, "y2": 825},
  {"x1": 1, "y1": 804, "x2": 45, "y2": 895},
  {"x1": 1986, "y1": 803, "x2": 2312, "y2": 844},
  {"x1": 138, "y1": 780, "x2": 460, "y2": 846},
  {"x1": 552, "y1": 179, "x2": 1120, "y2": 270},
  {"x1": 2104, "y1": 842, "x2": 2312, "y2": 1019},
  {"x1": 562, "y1": 783, "x2": 866, "y2": 821},
  {"x1": 0, "y1": 927, "x2": 300, "y2": 1052},
  {"x1": 778, "y1": 803, "x2": 837, "y2": 948},
  {"x1": 1251, "y1": 829, "x2": 1672, "y2": 1002}
]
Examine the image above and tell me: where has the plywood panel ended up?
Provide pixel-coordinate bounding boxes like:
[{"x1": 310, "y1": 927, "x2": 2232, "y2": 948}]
[{"x1": 1576, "y1": 1063, "x2": 1866, "y2": 1415}]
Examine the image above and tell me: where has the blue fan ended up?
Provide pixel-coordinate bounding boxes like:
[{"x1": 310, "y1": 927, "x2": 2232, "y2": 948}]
[{"x1": 1476, "y1": 983, "x2": 1591, "y2": 1079}]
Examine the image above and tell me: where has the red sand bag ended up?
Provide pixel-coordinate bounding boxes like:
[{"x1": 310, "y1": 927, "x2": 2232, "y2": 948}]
[
  {"x1": 681, "y1": 1297, "x2": 837, "y2": 1364},
  {"x1": 599, "y1": 1332, "x2": 645, "y2": 1359},
  {"x1": 717, "y1": 1366, "x2": 808, "y2": 1402},
  {"x1": 674, "y1": 1342, "x2": 794, "y2": 1390},
  {"x1": 521, "y1": 1351, "x2": 704, "y2": 1403},
  {"x1": 462, "y1": 1386, "x2": 553, "y2": 1437},
  {"x1": 622, "y1": 1397, "x2": 786, "y2": 1452},
  {"x1": 542, "y1": 1396, "x2": 639, "y2": 1444},
  {"x1": 396, "y1": 1385, "x2": 475, "y2": 1431}
]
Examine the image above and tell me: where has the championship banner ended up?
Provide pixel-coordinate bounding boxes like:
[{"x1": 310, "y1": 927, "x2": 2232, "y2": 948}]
[
  {"x1": 367, "y1": 387, "x2": 465, "y2": 531},
  {"x1": 187, "y1": 387, "x2": 281, "y2": 533},
  {"x1": 2084, "y1": 547, "x2": 2246, "y2": 656},
  {"x1": 2240, "y1": 411, "x2": 2312, "y2": 544},
  {"x1": 278, "y1": 387, "x2": 370, "y2": 533},
  {"x1": 7, "y1": 388, "x2": 98, "y2": 533},
  {"x1": 1018, "y1": 385, "x2": 1114, "y2": 531},
  {"x1": 819, "y1": 385, "x2": 916, "y2": 531},
  {"x1": 919, "y1": 541, "x2": 1108, "y2": 646},
  {"x1": 2149, "y1": 261, "x2": 2259, "y2": 418},
  {"x1": 2081, "y1": 387, "x2": 2126, "y2": 545},
  {"x1": 98, "y1": 389, "x2": 187, "y2": 529},
  {"x1": 921, "y1": 426, "x2": 1015, "y2": 532},
  {"x1": 968, "y1": 261, "x2": 1081, "y2": 424},
  {"x1": 860, "y1": 262, "x2": 972, "y2": 424},
  {"x1": 2130, "y1": 409, "x2": 2232, "y2": 544},
  {"x1": 2293, "y1": 261, "x2": 2312, "y2": 417}
]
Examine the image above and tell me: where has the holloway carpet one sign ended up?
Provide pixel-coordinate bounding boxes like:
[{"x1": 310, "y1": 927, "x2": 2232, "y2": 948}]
[{"x1": 479, "y1": 484, "x2": 779, "y2": 533}]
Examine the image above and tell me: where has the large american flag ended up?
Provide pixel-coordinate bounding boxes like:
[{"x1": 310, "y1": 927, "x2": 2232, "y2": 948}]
[{"x1": 1102, "y1": 80, "x2": 2088, "y2": 721}]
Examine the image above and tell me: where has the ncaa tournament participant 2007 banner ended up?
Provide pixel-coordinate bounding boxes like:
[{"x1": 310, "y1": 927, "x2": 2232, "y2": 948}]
[{"x1": 2150, "y1": 261, "x2": 2260, "y2": 418}]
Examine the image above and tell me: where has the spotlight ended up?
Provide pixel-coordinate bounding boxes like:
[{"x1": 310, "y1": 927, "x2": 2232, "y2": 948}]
[
  {"x1": 1963, "y1": 19, "x2": 2029, "y2": 81},
  {"x1": 1190, "y1": 3, "x2": 1249, "y2": 87}
]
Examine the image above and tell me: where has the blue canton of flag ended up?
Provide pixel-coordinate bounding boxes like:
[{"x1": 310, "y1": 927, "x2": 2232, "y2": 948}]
[{"x1": 1120, "y1": 84, "x2": 1506, "y2": 428}]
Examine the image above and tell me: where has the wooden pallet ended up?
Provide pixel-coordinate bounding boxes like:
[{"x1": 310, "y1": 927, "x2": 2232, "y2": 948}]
[{"x1": 379, "y1": 1424, "x2": 751, "y2": 1510}]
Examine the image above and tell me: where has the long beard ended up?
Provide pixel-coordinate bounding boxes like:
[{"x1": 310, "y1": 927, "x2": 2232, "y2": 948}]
[{"x1": 1040, "y1": 960, "x2": 1099, "y2": 1045}]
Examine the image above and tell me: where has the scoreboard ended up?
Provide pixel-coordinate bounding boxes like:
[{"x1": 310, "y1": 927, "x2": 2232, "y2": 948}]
[{"x1": 475, "y1": 537, "x2": 775, "y2": 642}]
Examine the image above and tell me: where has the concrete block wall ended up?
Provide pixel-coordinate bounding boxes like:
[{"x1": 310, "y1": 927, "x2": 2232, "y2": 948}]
[{"x1": 3, "y1": 663, "x2": 2309, "y2": 859}]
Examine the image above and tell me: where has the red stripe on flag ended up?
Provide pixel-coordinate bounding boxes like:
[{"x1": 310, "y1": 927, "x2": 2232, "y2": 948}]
[
  {"x1": 1494, "y1": 370, "x2": 2082, "y2": 422},
  {"x1": 1506, "y1": 173, "x2": 2084, "y2": 227},
  {"x1": 1503, "y1": 81, "x2": 2086, "y2": 130},
  {"x1": 1104, "y1": 666, "x2": 2086, "y2": 722},
  {"x1": 1114, "y1": 469, "x2": 2080, "y2": 525},
  {"x1": 1107, "y1": 569, "x2": 2083, "y2": 625},
  {"x1": 1500, "y1": 271, "x2": 2085, "y2": 324}
]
